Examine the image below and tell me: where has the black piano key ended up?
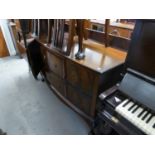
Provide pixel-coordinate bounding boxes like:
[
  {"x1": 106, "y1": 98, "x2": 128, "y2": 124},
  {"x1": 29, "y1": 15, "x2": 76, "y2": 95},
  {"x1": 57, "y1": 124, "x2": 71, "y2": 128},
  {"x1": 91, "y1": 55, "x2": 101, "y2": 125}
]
[
  {"x1": 153, "y1": 123, "x2": 155, "y2": 128},
  {"x1": 128, "y1": 103, "x2": 136, "y2": 111},
  {"x1": 146, "y1": 114, "x2": 153, "y2": 123},
  {"x1": 142, "y1": 111, "x2": 149, "y2": 120},
  {"x1": 132, "y1": 105, "x2": 140, "y2": 113},
  {"x1": 122, "y1": 100, "x2": 130, "y2": 107},
  {"x1": 137, "y1": 109, "x2": 145, "y2": 118}
]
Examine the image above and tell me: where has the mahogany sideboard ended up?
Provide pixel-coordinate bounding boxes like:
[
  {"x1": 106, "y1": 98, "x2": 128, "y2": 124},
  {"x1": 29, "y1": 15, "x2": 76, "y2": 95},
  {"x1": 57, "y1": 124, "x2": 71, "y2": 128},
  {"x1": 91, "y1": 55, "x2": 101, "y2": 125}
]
[{"x1": 29, "y1": 39, "x2": 127, "y2": 121}]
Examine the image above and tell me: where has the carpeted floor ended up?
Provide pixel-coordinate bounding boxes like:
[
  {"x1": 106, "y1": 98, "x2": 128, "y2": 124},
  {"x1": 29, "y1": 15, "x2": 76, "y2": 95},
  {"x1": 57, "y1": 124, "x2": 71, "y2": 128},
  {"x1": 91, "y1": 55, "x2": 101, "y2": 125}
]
[{"x1": 0, "y1": 56, "x2": 90, "y2": 134}]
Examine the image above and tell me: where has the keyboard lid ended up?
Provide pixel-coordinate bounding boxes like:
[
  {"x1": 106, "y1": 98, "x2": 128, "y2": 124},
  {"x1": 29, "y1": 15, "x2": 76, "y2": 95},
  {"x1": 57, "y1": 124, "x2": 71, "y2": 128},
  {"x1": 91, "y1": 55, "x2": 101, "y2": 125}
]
[{"x1": 118, "y1": 72, "x2": 155, "y2": 112}]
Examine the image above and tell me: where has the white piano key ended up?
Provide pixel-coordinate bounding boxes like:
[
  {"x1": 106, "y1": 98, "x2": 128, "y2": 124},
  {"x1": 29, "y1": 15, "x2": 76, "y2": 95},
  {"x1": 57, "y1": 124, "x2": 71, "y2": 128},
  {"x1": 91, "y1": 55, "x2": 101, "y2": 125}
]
[
  {"x1": 142, "y1": 113, "x2": 152, "y2": 133},
  {"x1": 148, "y1": 128, "x2": 155, "y2": 135},
  {"x1": 127, "y1": 102, "x2": 135, "y2": 111},
  {"x1": 135, "y1": 114, "x2": 155, "y2": 135},
  {"x1": 124, "y1": 102, "x2": 137, "y2": 121},
  {"x1": 148, "y1": 116, "x2": 155, "y2": 127},
  {"x1": 144, "y1": 113, "x2": 152, "y2": 123},
  {"x1": 149, "y1": 121, "x2": 155, "y2": 135},
  {"x1": 118, "y1": 102, "x2": 134, "y2": 117},
  {"x1": 134, "y1": 107, "x2": 144, "y2": 117},
  {"x1": 147, "y1": 116, "x2": 155, "y2": 134},
  {"x1": 139, "y1": 111, "x2": 148, "y2": 120},
  {"x1": 136, "y1": 111, "x2": 148, "y2": 129},
  {"x1": 123, "y1": 102, "x2": 134, "y2": 111},
  {"x1": 130, "y1": 107, "x2": 144, "y2": 125},
  {"x1": 115, "y1": 99, "x2": 129, "y2": 114},
  {"x1": 150, "y1": 129, "x2": 155, "y2": 135},
  {"x1": 131, "y1": 105, "x2": 138, "y2": 113},
  {"x1": 137, "y1": 114, "x2": 155, "y2": 135},
  {"x1": 115, "y1": 99, "x2": 155, "y2": 135},
  {"x1": 120, "y1": 99, "x2": 129, "y2": 107}
]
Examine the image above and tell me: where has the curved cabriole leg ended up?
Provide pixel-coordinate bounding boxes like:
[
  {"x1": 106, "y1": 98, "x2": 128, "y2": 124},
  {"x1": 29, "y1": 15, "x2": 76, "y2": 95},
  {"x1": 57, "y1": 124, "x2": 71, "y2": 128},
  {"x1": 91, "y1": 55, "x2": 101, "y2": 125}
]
[{"x1": 75, "y1": 20, "x2": 85, "y2": 60}]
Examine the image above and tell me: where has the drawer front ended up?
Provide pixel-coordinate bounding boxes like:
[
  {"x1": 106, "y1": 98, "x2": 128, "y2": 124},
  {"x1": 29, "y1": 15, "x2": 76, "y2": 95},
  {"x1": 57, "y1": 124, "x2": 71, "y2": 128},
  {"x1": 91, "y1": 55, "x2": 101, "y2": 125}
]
[
  {"x1": 66, "y1": 85, "x2": 91, "y2": 115},
  {"x1": 46, "y1": 72, "x2": 65, "y2": 96},
  {"x1": 66, "y1": 60, "x2": 95, "y2": 95},
  {"x1": 47, "y1": 52, "x2": 64, "y2": 78}
]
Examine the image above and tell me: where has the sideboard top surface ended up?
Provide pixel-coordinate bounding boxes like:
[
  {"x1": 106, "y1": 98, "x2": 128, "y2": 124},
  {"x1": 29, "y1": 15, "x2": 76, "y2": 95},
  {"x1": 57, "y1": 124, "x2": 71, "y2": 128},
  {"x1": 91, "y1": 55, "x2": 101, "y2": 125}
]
[{"x1": 40, "y1": 38, "x2": 127, "y2": 74}]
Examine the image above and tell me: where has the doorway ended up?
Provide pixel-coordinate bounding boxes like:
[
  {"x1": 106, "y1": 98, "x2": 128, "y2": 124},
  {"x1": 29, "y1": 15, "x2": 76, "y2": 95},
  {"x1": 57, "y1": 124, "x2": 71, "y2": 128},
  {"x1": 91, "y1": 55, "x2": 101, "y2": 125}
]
[{"x1": 0, "y1": 19, "x2": 16, "y2": 57}]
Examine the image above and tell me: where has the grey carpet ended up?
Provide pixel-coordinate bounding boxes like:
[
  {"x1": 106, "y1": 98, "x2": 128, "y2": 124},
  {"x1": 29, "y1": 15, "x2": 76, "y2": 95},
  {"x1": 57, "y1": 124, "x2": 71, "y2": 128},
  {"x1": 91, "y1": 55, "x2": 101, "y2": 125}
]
[{"x1": 0, "y1": 56, "x2": 90, "y2": 134}]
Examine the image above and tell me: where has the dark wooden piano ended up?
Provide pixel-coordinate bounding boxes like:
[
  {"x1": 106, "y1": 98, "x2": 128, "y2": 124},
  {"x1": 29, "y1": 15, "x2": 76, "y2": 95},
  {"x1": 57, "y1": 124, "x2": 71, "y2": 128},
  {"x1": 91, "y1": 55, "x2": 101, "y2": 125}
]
[{"x1": 93, "y1": 19, "x2": 155, "y2": 135}]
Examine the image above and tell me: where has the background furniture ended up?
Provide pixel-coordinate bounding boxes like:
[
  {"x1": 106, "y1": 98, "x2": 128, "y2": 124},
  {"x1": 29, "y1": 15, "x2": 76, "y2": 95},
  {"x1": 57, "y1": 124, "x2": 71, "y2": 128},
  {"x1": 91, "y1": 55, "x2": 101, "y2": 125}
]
[{"x1": 0, "y1": 27, "x2": 9, "y2": 57}]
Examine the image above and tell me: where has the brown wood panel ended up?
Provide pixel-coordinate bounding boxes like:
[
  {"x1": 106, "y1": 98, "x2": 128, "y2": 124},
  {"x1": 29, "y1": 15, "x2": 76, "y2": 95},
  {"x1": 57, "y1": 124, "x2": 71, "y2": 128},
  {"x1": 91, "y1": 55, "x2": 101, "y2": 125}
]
[
  {"x1": 46, "y1": 51, "x2": 65, "y2": 78},
  {"x1": 66, "y1": 60, "x2": 80, "y2": 86},
  {"x1": 79, "y1": 92, "x2": 91, "y2": 115},
  {"x1": 66, "y1": 84, "x2": 79, "y2": 106},
  {"x1": 0, "y1": 27, "x2": 9, "y2": 57},
  {"x1": 66, "y1": 59, "x2": 95, "y2": 95},
  {"x1": 46, "y1": 71, "x2": 65, "y2": 96},
  {"x1": 66, "y1": 85, "x2": 91, "y2": 114}
]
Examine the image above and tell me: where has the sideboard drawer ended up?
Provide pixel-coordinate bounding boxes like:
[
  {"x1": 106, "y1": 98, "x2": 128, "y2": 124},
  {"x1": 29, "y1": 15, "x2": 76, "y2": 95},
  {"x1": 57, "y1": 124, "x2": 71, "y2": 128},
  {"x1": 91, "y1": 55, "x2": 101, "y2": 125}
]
[{"x1": 47, "y1": 52, "x2": 64, "y2": 78}]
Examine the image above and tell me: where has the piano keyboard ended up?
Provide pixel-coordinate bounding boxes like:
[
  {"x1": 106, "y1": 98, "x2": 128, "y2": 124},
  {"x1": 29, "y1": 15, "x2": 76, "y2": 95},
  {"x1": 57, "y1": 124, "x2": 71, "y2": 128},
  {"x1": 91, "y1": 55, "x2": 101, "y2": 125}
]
[{"x1": 115, "y1": 99, "x2": 155, "y2": 135}]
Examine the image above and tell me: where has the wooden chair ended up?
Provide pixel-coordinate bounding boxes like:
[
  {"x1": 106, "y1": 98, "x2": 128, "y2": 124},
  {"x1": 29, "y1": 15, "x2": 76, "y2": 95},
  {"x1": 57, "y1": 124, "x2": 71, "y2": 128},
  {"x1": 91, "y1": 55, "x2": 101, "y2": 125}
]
[
  {"x1": 38, "y1": 19, "x2": 49, "y2": 43},
  {"x1": 86, "y1": 19, "x2": 131, "y2": 52},
  {"x1": 19, "y1": 19, "x2": 32, "y2": 48},
  {"x1": 19, "y1": 19, "x2": 50, "y2": 48},
  {"x1": 85, "y1": 19, "x2": 110, "y2": 46},
  {"x1": 47, "y1": 19, "x2": 85, "y2": 57},
  {"x1": 52, "y1": 19, "x2": 65, "y2": 49}
]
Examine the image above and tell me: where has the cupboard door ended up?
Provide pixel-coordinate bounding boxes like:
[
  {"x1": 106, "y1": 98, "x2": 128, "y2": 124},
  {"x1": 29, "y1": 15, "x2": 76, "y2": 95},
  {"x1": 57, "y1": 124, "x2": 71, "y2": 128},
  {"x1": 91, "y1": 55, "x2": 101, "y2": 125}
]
[
  {"x1": 66, "y1": 85, "x2": 91, "y2": 115},
  {"x1": 66, "y1": 60, "x2": 80, "y2": 86},
  {"x1": 79, "y1": 68, "x2": 95, "y2": 95},
  {"x1": 79, "y1": 94, "x2": 91, "y2": 115},
  {"x1": 46, "y1": 72, "x2": 65, "y2": 96},
  {"x1": 66, "y1": 60, "x2": 95, "y2": 95},
  {"x1": 66, "y1": 85, "x2": 79, "y2": 106}
]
